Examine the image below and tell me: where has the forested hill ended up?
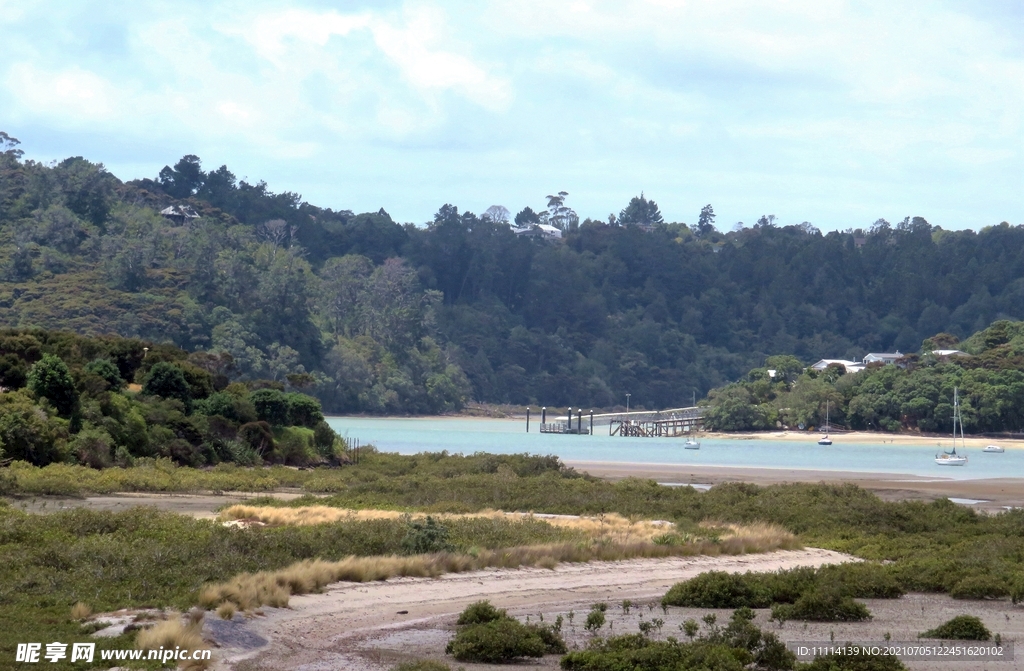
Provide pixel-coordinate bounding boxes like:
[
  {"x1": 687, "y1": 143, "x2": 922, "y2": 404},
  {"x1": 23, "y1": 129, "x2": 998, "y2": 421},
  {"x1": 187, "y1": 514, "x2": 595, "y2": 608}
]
[{"x1": 2, "y1": 134, "x2": 1023, "y2": 413}]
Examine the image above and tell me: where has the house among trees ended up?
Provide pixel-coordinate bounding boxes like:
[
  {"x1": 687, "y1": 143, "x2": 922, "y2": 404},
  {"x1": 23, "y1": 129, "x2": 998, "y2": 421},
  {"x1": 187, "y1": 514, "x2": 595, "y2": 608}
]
[
  {"x1": 863, "y1": 351, "x2": 903, "y2": 365},
  {"x1": 810, "y1": 359, "x2": 864, "y2": 374},
  {"x1": 159, "y1": 204, "x2": 199, "y2": 225},
  {"x1": 928, "y1": 349, "x2": 969, "y2": 358},
  {"x1": 511, "y1": 223, "x2": 563, "y2": 241}
]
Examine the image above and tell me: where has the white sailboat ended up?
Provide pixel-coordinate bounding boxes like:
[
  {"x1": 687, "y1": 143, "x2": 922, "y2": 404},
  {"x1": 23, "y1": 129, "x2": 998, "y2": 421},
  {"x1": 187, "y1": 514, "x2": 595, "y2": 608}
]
[
  {"x1": 818, "y1": 400, "x2": 833, "y2": 445},
  {"x1": 983, "y1": 444, "x2": 1005, "y2": 453},
  {"x1": 935, "y1": 388, "x2": 968, "y2": 466}
]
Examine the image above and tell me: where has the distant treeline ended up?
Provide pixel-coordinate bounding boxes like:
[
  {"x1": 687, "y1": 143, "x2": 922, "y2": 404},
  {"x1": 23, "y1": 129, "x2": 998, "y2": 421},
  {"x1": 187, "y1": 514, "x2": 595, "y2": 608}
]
[
  {"x1": 704, "y1": 320, "x2": 1024, "y2": 434},
  {"x1": 3, "y1": 133, "x2": 1024, "y2": 414}
]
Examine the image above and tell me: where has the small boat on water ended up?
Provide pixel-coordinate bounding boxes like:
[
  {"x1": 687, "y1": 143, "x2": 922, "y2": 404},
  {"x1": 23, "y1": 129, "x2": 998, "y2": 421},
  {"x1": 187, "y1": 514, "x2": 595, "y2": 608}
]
[
  {"x1": 818, "y1": 400, "x2": 833, "y2": 445},
  {"x1": 936, "y1": 387, "x2": 968, "y2": 466},
  {"x1": 684, "y1": 438, "x2": 701, "y2": 450},
  {"x1": 983, "y1": 444, "x2": 1005, "y2": 453}
]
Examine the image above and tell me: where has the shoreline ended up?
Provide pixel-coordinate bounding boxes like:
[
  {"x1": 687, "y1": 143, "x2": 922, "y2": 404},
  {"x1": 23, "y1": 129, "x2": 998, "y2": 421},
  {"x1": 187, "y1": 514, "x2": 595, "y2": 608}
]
[
  {"x1": 327, "y1": 415, "x2": 1024, "y2": 448},
  {"x1": 565, "y1": 460, "x2": 1024, "y2": 513}
]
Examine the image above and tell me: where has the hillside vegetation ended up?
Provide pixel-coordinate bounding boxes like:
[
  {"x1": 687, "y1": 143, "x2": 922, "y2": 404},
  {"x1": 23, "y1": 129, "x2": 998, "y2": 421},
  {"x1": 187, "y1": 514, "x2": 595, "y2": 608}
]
[
  {"x1": 3, "y1": 133, "x2": 1024, "y2": 413},
  {"x1": 704, "y1": 320, "x2": 1024, "y2": 433},
  {"x1": 0, "y1": 328, "x2": 340, "y2": 468}
]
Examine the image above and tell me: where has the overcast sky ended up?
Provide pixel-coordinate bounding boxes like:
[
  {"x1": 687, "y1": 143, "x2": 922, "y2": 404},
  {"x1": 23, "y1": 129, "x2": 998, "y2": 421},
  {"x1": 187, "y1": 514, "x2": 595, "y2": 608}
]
[{"x1": 1, "y1": 0, "x2": 1021, "y2": 230}]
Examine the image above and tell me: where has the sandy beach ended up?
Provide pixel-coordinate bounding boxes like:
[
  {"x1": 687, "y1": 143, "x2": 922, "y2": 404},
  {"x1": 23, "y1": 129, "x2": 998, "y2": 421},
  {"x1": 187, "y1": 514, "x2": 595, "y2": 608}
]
[
  {"x1": 212, "y1": 547, "x2": 1024, "y2": 671},
  {"x1": 214, "y1": 549, "x2": 853, "y2": 671}
]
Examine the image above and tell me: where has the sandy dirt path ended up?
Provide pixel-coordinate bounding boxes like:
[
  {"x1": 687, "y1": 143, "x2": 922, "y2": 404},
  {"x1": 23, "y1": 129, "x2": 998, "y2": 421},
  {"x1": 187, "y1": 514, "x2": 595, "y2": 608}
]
[{"x1": 217, "y1": 548, "x2": 851, "y2": 671}]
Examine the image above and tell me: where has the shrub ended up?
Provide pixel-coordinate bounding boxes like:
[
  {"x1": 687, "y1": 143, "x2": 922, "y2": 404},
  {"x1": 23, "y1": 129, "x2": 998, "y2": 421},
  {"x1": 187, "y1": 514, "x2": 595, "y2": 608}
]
[
  {"x1": 662, "y1": 571, "x2": 772, "y2": 609},
  {"x1": 70, "y1": 428, "x2": 113, "y2": 469},
  {"x1": 286, "y1": 393, "x2": 324, "y2": 428},
  {"x1": 401, "y1": 516, "x2": 454, "y2": 555},
  {"x1": 771, "y1": 588, "x2": 872, "y2": 622},
  {"x1": 949, "y1": 575, "x2": 1009, "y2": 600},
  {"x1": 250, "y1": 389, "x2": 289, "y2": 426},
  {"x1": 27, "y1": 354, "x2": 78, "y2": 417},
  {"x1": 445, "y1": 618, "x2": 546, "y2": 663},
  {"x1": 84, "y1": 358, "x2": 124, "y2": 389},
  {"x1": 457, "y1": 600, "x2": 507, "y2": 625},
  {"x1": 818, "y1": 562, "x2": 904, "y2": 599},
  {"x1": 238, "y1": 421, "x2": 275, "y2": 456},
  {"x1": 584, "y1": 609, "x2": 605, "y2": 631},
  {"x1": 143, "y1": 362, "x2": 192, "y2": 408},
  {"x1": 921, "y1": 615, "x2": 991, "y2": 641}
]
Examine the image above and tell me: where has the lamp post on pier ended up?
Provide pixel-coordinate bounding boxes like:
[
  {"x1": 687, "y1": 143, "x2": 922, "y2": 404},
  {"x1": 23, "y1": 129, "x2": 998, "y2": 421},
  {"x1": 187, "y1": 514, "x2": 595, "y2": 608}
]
[{"x1": 625, "y1": 393, "x2": 631, "y2": 415}]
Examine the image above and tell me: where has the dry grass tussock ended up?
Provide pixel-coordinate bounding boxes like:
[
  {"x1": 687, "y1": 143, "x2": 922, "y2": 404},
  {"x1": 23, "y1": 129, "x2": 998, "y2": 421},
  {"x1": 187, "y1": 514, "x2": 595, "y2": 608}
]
[
  {"x1": 198, "y1": 522, "x2": 798, "y2": 613},
  {"x1": 219, "y1": 505, "x2": 676, "y2": 543},
  {"x1": 135, "y1": 609, "x2": 210, "y2": 670},
  {"x1": 70, "y1": 601, "x2": 92, "y2": 621}
]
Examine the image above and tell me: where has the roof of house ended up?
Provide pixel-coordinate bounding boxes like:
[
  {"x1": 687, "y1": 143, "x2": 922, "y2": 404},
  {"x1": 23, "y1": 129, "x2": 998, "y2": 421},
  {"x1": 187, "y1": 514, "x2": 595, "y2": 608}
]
[
  {"x1": 811, "y1": 359, "x2": 863, "y2": 373},
  {"x1": 929, "y1": 349, "x2": 969, "y2": 357},
  {"x1": 863, "y1": 351, "x2": 902, "y2": 359}
]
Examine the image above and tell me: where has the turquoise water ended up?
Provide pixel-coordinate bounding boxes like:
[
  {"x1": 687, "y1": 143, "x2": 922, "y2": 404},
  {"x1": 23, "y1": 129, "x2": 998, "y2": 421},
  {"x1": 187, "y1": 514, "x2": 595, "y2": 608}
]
[{"x1": 325, "y1": 416, "x2": 1020, "y2": 480}]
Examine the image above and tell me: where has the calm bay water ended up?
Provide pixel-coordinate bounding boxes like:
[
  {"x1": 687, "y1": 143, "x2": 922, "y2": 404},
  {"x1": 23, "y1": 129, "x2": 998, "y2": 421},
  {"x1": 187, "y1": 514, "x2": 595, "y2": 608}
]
[{"x1": 326, "y1": 416, "x2": 1020, "y2": 481}]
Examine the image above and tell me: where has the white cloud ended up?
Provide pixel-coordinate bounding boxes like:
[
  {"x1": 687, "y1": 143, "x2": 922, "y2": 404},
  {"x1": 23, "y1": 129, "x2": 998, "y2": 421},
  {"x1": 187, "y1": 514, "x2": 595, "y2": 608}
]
[{"x1": 5, "y1": 63, "x2": 120, "y2": 123}]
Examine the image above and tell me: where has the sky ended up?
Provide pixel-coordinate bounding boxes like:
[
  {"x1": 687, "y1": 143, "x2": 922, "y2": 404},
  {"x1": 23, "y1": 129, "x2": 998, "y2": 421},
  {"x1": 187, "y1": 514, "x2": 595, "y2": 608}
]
[{"x1": 1, "y1": 0, "x2": 1021, "y2": 230}]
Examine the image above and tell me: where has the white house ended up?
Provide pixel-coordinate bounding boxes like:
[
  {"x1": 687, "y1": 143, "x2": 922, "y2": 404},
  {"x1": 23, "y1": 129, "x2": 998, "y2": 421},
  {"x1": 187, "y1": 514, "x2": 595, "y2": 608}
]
[
  {"x1": 512, "y1": 223, "x2": 562, "y2": 241},
  {"x1": 928, "y1": 349, "x2": 968, "y2": 358},
  {"x1": 810, "y1": 359, "x2": 864, "y2": 374},
  {"x1": 863, "y1": 351, "x2": 903, "y2": 365}
]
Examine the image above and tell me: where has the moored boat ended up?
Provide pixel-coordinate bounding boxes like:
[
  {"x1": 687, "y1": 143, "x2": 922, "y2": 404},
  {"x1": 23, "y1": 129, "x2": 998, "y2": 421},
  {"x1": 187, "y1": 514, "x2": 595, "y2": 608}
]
[{"x1": 936, "y1": 388, "x2": 968, "y2": 466}]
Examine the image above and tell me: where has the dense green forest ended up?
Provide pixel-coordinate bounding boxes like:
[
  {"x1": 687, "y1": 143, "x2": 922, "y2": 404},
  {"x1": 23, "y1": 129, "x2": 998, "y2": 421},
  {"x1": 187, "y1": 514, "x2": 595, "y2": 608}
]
[
  {"x1": 704, "y1": 320, "x2": 1024, "y2": 434},
  {"x1": 0, "y1": 327, "x2": 340, "y2": 468},
  {"x1": 2, "y1": 132, "x2": 1024, "y2": 414}
]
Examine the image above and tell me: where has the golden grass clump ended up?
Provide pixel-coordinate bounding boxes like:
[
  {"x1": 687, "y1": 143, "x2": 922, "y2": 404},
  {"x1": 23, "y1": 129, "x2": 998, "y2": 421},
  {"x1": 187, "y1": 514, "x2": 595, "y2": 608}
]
[
  {"x1": 216, "y1": 602, "x2": 237, "y2": 620},
  {"x1": 218, "y1": 505, "x2": 675, "y2": 545},
  {"x1": 197, "y1": 521, "x2": 799, "y2": 614},
  {"x1": 136, "y1": 611, "x2": 211, "y2": 670},
  {"x1": 70, "y1": 601, "x2": 92, "y2": 621}
]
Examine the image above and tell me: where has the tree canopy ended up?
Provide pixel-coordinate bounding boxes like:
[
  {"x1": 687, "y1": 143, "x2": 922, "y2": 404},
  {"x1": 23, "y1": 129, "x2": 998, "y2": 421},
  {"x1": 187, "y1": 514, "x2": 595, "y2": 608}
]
[{"x1": 3, "y1": 137, "x2": 1024, "y2": 416}]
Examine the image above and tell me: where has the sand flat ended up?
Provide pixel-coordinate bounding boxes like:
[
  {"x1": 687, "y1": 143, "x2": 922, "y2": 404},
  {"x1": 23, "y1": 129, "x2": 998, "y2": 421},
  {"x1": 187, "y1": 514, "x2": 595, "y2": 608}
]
[{"x1": 219, "y1": 548, "x2": 851, "y2": 671}]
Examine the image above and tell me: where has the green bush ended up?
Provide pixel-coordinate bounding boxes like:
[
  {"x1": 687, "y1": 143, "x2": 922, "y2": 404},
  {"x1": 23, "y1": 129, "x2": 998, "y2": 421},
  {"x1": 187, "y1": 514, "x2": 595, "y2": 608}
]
[
  {"x1": 457, "y1": 600, "x2": 507, "y2": 625},
  {"x1": 445, "y1": 618, "x2": 546, "y2": 663},
  {"x1": 251, "y1": 389, "x2": 290, "y2": 425},
  {"x1": 948, "y1": 575, "x2": 1009, "y2": 600},
  {"x1": 921, "y1": 615, "x2": 991, "y2": 641},
  {"x1": 142, "y1": 361, "x2": 192, "y2": 407},
  {"x1": 818, "y1": 563, "x2": 904, "y2": 599},
  {"x1": 771, "y1": 588, "x2": 871, "y2": 622},
  {"x1": 401, "y1": 516, "x2": 455, "y2": 555},
  {"x1": 585, "y1": 609, "x2": 606, "y2": 632},
  {"x1": 28, "y1": 353, "x2": 79, "y2": 417},
  {"x1": 662, "y1": 571, "x2": 773, "y2": 609}
]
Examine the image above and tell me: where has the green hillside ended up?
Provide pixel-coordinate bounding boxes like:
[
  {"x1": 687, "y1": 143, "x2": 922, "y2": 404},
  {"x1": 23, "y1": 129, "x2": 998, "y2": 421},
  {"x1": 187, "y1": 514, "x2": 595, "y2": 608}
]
[{"x1": 3, "y1": 132, "x2": 1024, "y2": 415}]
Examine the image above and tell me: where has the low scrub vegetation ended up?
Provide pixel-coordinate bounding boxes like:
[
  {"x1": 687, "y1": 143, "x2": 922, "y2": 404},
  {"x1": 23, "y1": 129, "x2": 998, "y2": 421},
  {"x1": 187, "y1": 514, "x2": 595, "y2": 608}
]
[
  {"x1": 664, "y1": 563, "x2": 896, "y2": 622},
  {"x1": 920, "y1": 615, "x2": 991, "y2": 641},
  {"x1": 445, "y1": 600, "x2": 565, "y2": 663},
  {"x1": 562, "y1": 607, "x2": 797, "y2": 671}
]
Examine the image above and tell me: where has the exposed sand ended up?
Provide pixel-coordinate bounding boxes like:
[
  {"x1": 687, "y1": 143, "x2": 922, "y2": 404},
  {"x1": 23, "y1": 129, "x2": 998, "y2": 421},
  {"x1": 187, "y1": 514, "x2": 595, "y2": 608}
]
[
  {"x1": 215, "y1": 548, "x2": 851, "y2": 671},
  {"x1": 214, "y1": 548, "x2": 1024, "y2": 671}
]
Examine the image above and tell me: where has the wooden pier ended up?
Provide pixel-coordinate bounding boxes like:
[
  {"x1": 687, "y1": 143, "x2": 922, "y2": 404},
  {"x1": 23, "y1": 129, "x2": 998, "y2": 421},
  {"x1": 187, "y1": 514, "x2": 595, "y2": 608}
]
[
  {"x1": 609, "y1": 407, "x2": 704, "y2": 437},
  {"x1": 539, "y1": 422, "x2": 589, "y2": 435}
]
